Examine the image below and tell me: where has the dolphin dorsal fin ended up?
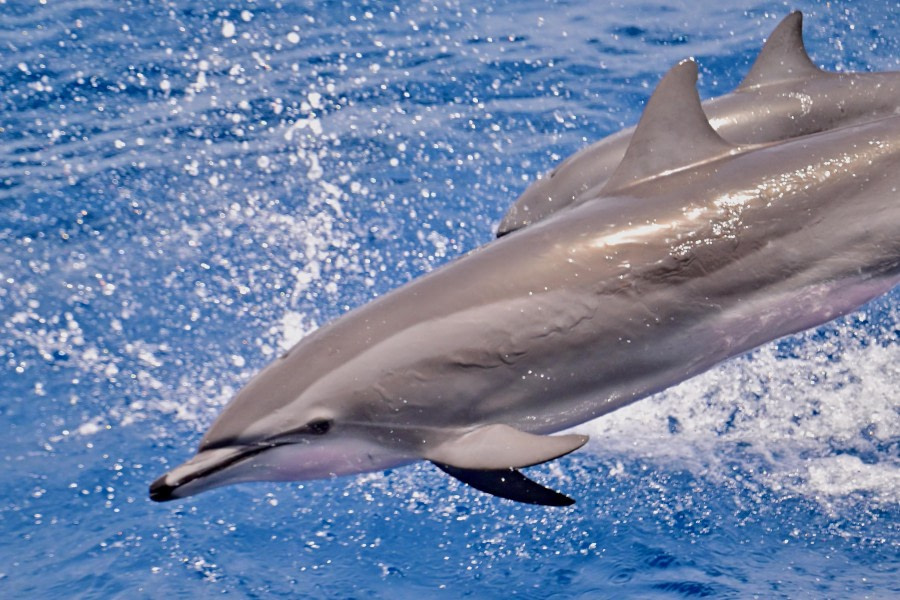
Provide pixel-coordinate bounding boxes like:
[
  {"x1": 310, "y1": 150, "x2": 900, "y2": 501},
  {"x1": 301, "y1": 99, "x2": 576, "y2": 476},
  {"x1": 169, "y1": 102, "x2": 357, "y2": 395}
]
[
  {"x1": 601, "y1": 59, "x2": 733, "y2": 193},
  {"x1": 737, "y1": 12, "x2": 822, "y2": 90}
]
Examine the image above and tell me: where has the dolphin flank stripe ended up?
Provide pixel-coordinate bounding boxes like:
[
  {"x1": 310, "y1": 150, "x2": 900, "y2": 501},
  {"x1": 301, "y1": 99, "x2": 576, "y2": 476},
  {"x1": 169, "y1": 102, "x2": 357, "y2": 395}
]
[{"x1": 152, "y1": 13, "x2": 900, "y2": 506}]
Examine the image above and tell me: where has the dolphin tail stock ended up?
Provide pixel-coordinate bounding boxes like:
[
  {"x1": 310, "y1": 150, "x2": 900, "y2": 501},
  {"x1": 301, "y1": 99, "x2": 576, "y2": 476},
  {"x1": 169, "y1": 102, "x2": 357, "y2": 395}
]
[{"x1": 424, "y1": 424, "x2": 588, "y2": 506}]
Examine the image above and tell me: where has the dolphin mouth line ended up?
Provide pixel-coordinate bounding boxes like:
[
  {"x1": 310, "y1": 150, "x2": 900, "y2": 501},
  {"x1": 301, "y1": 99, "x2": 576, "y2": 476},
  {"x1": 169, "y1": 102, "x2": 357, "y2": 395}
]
[{"x1": 149, "y1": 443, "x2": 279, "y2": 502}]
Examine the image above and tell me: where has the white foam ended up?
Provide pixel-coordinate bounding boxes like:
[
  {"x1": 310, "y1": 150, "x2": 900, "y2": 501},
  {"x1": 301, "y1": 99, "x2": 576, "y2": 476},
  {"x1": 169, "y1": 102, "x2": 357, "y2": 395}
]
[
  {"x1": 279, "y1": 311, "x2": 318, "y2": 352},
  {"x1": 221, "y1": 20, "x2": 236, "y2": 39},
  {"x1": 804, "y1": 454, "x2": 900, "y2": 500},
  {"x1": 577, "y1": 309, "x2": 899, "y2": 506}
]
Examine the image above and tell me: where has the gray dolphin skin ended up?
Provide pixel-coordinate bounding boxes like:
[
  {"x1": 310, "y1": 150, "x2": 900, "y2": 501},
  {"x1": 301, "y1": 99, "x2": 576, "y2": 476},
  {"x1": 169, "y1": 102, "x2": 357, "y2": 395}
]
[
  {"x1": 151, "y1": 15, "x2": 900, "y2": 506},
  {"x1": 497, "y1": 12, "x2": 900, "y2": 236}
]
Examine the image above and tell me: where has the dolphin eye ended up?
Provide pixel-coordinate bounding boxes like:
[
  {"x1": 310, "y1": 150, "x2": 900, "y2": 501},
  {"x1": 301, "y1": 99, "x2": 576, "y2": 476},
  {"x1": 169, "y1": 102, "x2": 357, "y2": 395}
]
[
  {"x1": 272, "y1": 419, "x2": 333, "y2": 443},
  {"x1": 306, "y1": 419, "x2": 332, "y2": 435}
]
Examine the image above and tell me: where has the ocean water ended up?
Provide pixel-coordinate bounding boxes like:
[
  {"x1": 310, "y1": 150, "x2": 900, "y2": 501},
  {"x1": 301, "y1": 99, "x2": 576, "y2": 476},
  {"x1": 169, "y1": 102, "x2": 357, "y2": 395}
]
[{"x1": 1, "y1": 0, "x2": 898, "y2": 597}]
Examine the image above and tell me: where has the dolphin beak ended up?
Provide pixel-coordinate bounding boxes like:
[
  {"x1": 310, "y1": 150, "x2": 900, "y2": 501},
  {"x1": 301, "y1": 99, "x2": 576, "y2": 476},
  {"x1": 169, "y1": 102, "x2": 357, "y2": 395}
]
[
  {"x1": 148, "y1": 446, "x2": 264, "y2": 502},
  {"x1": 149, "y1": 473, "x2": 178, "y2": 502}
]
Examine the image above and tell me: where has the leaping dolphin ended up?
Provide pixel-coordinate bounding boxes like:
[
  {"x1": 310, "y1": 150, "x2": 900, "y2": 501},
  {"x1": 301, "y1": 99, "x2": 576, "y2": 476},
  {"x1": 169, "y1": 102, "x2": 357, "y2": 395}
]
[
  {"x1": 151, "y1": 32, "x2": 900, "y2": 507},
  {"x1": 498, "y1": 11, "x2": 900, "y2": 236}
]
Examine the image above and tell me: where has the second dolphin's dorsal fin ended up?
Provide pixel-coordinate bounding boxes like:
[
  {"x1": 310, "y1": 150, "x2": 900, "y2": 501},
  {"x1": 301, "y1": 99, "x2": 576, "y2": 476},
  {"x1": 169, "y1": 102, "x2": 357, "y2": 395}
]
[
  {"x1": 601, "y1": 59, "x2": 734, "y2": 193},
  {"x1": 737, "y1": 12, "x2": 823, "y2": 90}
]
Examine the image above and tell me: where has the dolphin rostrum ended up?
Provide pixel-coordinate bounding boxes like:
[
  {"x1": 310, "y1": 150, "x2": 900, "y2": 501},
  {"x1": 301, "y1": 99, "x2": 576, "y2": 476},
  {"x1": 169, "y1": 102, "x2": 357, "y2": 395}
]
[
  {"x1": 151, "y1": 46, "x2": 900, "y2": 508},
  {"x1": 497, "y1": 11, "x2": 900, "y2": 236}
]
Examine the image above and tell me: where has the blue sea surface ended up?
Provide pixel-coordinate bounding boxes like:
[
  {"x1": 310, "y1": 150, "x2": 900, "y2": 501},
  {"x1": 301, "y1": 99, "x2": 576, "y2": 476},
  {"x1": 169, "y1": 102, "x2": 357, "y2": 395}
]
[{"x1": 1, "y1": 0, "x2": 898, "y2": 597}]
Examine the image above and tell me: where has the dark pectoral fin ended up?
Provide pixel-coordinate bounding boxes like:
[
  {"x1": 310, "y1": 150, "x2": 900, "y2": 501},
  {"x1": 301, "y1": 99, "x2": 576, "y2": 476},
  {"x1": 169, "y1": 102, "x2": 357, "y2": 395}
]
[{"x1": 433, "y1": 462, "x2": 575, "y2": 507}]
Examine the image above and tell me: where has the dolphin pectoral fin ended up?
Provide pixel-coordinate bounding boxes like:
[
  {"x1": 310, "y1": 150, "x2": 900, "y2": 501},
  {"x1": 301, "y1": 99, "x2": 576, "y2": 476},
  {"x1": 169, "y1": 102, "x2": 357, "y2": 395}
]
[
  {"x1": 432, "y1": 463, "x2": 575, "y2": 506},
  {"x1": 424, "y1": 424, "x2": 588, "y2": 470}
]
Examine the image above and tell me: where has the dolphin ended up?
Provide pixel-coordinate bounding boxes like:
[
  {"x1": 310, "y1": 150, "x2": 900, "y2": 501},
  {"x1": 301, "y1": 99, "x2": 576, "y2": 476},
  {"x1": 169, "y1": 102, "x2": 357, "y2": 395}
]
[
  {"x1": 150, "y1": 54, "x2": 900, "y2": 506},
  {"x1": 497, "y1": 11, "x2": 900, "y2": 236}
]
